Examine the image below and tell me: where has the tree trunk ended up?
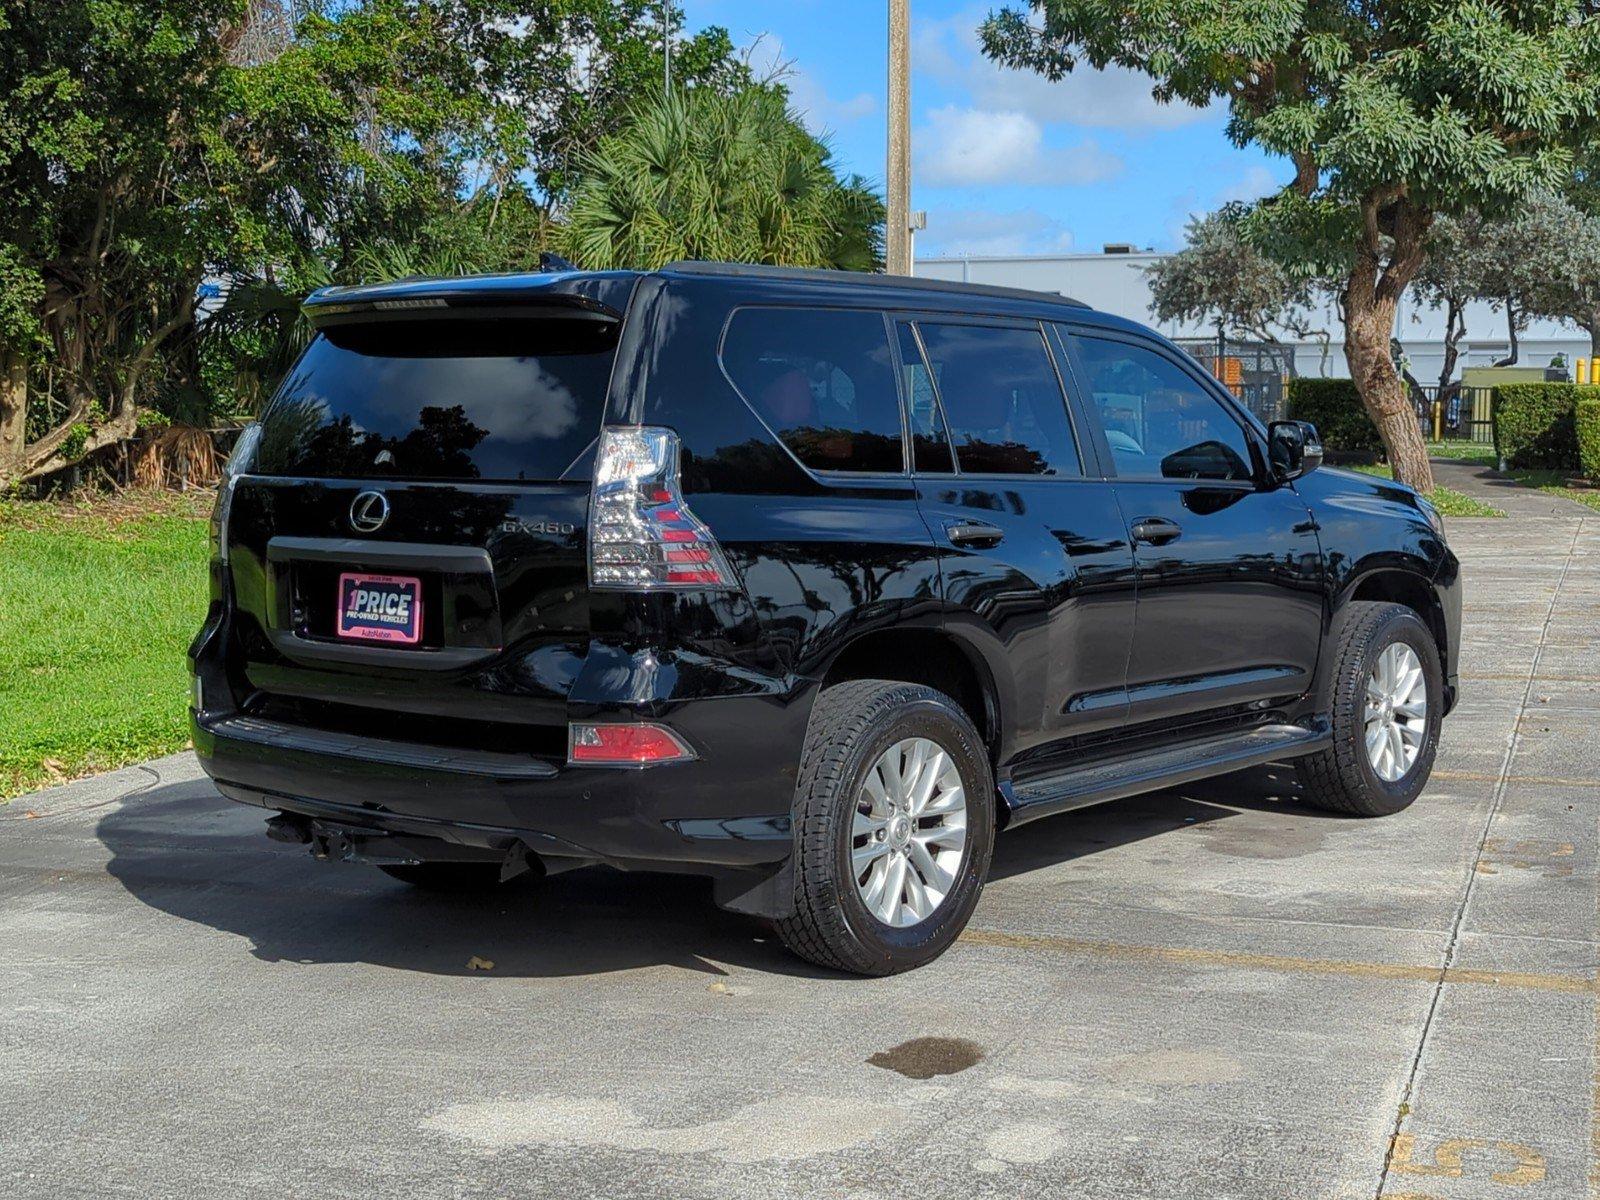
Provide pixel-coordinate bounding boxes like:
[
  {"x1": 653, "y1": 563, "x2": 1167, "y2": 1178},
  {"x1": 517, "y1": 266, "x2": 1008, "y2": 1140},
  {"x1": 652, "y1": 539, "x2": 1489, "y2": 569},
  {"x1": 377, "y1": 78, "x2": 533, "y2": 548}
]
[
  {"x1": 1437, "y1": 298, "x2": 1464, "y2": 397},
  {"x1": 0, "y1": 351, "x2": 25, "y2": 485},
  {"x1": 1492, "y1": 299, "x2": 1520, "y2": 367},
  {"x1": 1344, "y1": 191, "x2": 1434, "y2": 493},
  {"x1": 1345, "y1": 285, "x2": 1434, "y2": 492}
]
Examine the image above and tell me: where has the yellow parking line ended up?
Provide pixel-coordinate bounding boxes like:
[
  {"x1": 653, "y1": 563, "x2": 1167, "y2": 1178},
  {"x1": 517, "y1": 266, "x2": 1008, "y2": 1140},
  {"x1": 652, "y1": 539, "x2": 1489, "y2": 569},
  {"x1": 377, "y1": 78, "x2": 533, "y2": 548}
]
[{"x1": 959, "y1": 929, "x2": 1596, "y2": 994}]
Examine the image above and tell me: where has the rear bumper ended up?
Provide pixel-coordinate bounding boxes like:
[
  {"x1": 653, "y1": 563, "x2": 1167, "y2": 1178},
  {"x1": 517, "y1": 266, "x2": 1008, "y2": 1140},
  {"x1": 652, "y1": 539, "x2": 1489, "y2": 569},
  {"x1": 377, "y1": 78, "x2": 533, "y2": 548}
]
[{"x1": 193, "y1": 701, "x2": 802, "y2": 870}]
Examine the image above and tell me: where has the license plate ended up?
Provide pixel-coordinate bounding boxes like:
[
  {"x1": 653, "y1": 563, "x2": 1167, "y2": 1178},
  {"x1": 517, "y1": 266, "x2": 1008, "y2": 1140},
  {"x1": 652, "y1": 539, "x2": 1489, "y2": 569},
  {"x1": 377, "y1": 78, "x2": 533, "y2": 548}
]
[{"x1": 336, "y1": 573, "x2": 423, "y2": 645}]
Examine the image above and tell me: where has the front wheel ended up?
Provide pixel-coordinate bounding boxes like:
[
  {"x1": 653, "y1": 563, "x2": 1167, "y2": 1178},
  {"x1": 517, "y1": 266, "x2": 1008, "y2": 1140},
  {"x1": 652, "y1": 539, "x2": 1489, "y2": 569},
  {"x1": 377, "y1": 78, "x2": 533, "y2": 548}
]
[
  {"x1": 1296, "y1": 601, "x2": 1443, "y2": 816},
  {"x1": 775, "y1": 680, "x2": 995, "y2": 975}
]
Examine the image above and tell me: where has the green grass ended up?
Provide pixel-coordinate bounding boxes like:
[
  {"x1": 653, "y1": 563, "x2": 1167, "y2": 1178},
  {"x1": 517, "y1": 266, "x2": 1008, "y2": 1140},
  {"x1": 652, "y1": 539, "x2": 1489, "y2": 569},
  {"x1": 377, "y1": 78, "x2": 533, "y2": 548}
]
[
  {"x1": 1347, "y1": 464, "x2": 1506, "y2": 517},
  {"x1": 1425, "y1": 439, "x2": 1497, "y2": 466},
  {"x1": 0, "y1": 492, "x2": 211, "y2": 800},
  {"x1": 1504, "y1": 469, "x2": 1600, "y2": 513}
]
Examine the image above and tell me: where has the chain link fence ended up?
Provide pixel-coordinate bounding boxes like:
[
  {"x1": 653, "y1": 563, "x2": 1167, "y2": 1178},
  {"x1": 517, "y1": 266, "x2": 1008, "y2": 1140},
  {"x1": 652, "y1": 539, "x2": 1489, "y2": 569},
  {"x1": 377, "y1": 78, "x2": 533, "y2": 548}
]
[{"x1": 1174, "y1": 338, "x2": 1296, "y2": 425}]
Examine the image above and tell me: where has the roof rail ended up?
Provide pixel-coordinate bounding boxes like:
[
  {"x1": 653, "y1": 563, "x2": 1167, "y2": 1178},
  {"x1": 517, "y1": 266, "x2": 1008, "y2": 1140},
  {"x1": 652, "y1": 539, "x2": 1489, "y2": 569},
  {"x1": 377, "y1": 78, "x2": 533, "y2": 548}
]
[{"x1": 660, "y1": 260, "x2": 1089, "y2": 310}]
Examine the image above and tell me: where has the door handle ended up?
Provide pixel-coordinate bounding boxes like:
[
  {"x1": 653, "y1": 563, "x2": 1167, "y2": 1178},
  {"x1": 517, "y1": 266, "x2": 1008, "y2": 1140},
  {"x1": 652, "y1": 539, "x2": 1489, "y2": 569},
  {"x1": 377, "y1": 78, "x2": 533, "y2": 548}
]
[
  {"x1": 945, "y1": 520, "x2": 1005, "y2": 548},
  {"x1": 1131, "y1": 517, "x2": 1182, "y2": 546}
]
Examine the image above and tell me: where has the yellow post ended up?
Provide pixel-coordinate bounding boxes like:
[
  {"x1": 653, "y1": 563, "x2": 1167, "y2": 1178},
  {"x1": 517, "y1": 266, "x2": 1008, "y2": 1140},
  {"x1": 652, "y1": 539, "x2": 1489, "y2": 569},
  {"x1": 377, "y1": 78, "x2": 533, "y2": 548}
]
[
  {"x1": 1580, "y1": 357, "x2": 1590, "y2": 385},
  {"x1": 1432, "y1": 396, "x2": 1443, "y2": 440}
]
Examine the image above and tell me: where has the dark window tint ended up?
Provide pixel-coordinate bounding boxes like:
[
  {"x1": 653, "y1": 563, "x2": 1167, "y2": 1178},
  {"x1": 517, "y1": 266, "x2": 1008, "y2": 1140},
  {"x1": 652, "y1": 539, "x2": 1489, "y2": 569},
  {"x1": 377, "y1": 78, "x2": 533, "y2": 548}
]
[
  {"x1": 255, "y1": 317, "x2": 616, "y2": 481},
  {"x1": 1070, "y1": 334, "x2": 1255, "y2": 481},
  {"x1": 897, "y1": 323, "x2": 954, "y2": 473},
  {"x1": 722, "y1": 307, "x2": 904, "y2": 473},
  {"x1": 915, "y1": 323, "x2": 1079, "y2": 476}
]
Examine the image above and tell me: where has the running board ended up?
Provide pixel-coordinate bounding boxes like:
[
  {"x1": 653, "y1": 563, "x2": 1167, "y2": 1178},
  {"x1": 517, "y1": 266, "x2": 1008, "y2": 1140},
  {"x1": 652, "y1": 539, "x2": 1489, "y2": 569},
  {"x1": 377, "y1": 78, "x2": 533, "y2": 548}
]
[{"x1": 1002, "y1": 723, "x2": 1331, "y2": 827}]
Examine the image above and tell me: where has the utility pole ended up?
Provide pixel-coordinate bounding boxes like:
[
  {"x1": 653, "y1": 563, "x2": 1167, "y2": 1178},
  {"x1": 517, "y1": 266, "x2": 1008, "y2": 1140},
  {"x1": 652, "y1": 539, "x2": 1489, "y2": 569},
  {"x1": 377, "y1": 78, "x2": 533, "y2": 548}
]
[{"x1": 886, "y1": 0, "x2": 911, "y2": 276}]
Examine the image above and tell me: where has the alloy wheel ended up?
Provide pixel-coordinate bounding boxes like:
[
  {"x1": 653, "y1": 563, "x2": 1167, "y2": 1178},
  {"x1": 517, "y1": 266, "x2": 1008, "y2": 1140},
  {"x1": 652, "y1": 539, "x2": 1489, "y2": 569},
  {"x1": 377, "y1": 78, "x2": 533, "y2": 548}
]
[
  {"x1": 1365, "y1": 643, "x2": 1428, "y2": 783},
  {"x1": 851, "y1": 737, "x2": 969, "y2": 928}
]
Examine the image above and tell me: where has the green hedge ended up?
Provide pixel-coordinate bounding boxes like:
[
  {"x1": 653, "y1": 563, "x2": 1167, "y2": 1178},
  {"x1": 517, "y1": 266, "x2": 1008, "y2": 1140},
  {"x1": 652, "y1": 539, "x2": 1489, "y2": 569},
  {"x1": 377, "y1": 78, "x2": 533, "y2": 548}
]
[
  {"x1": 1491, "y1": 383, "x2": 1593, "y2": 470},
  {"x1": 1577, "y1": 397, "x2": 1600, "y2": 481},
  {"x1": 1286, "y1": 378, "x2": 1384, "y2": 455}
]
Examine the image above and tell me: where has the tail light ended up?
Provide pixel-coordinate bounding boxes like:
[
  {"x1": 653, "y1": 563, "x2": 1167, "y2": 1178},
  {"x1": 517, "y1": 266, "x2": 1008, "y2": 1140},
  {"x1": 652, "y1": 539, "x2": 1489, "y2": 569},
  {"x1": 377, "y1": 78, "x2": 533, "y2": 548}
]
[
  {"x1": 569, "y1": 722, "x2": 696, "y2": 766},
  {"x1": 589, "y1": 426, "x2": 735, "y2": 590},
  {"x1": 210, "y1": 422, "x2": 261, "y2": 564}
]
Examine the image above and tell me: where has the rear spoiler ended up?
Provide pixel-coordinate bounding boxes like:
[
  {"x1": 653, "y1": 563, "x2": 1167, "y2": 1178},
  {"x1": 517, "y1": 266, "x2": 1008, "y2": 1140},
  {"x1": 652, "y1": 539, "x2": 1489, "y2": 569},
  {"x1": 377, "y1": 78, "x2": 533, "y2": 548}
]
[
  {"x1": 302, "y1": 261, "x2": 630, "y2": 329},
  {"x1": 303, "y1": 288, "x2": 622, "y2": 331}
]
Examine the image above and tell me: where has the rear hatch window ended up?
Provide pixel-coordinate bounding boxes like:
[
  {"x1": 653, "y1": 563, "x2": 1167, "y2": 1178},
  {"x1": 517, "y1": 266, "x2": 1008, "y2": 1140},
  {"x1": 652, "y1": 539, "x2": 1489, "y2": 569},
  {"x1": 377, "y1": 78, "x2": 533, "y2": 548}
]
[{"x1": 256, "y1": 315, "x2": 617, "y2": 482}]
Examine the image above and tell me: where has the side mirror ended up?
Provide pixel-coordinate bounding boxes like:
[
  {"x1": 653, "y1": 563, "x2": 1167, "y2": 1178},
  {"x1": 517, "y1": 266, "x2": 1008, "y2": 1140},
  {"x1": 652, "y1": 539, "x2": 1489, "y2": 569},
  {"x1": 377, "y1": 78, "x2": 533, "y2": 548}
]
[{"x1": 1268, "y1": 420, "x2": 1323, "y2": 482}]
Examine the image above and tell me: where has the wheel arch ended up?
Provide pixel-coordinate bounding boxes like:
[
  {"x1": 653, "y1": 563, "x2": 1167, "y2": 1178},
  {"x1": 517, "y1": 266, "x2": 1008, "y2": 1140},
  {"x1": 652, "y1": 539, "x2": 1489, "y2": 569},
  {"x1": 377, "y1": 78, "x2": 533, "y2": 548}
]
[
  {"x1": 1344, "y1": 568, "x2": 1449, "y2": 668},
  {"x1": 818, "y1": 624, "x2": 1009, "y2": 764}
]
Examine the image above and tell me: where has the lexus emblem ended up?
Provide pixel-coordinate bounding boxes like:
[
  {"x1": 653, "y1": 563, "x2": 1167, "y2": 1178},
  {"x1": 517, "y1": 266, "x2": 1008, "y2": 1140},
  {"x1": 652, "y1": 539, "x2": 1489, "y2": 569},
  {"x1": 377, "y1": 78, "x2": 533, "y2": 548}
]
[{"x1": 349, "y1": 490, "x2": 390, "y2": 534}]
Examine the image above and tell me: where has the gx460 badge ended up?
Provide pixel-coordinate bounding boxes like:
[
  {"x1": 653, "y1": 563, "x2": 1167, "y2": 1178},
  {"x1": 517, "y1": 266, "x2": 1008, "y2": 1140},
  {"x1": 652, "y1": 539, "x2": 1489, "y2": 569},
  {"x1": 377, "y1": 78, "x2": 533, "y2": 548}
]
[{"x1": 499, "y1": 519, "x2": 576, "y2": 536}]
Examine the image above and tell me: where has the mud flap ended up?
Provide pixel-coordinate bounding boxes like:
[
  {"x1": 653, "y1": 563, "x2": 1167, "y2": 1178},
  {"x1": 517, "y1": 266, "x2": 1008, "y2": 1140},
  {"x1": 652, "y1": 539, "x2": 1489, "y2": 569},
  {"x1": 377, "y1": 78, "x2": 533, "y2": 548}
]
[{"x1": 711, "y1": 856, "x2": 795, "y2": 919}]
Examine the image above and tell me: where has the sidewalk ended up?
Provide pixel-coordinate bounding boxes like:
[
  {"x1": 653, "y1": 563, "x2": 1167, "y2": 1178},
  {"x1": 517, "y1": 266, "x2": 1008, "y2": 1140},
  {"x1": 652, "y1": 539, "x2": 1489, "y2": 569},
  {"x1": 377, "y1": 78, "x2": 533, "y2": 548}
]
[{"x1": 1430, "y1": 458, "x2": 1596, "y2": 518}]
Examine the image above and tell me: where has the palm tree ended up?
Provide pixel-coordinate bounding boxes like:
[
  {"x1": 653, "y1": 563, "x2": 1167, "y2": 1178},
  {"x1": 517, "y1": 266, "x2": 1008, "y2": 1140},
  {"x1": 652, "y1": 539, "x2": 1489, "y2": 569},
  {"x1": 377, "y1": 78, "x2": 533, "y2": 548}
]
[{"x1": 562, "y1": 88, "x2": 885, "y2": 271}]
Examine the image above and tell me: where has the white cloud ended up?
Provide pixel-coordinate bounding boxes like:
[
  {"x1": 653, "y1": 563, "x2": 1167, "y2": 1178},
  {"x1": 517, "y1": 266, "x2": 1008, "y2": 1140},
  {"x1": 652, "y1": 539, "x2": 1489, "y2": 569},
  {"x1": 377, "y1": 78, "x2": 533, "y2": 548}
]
[
  {"x1": 744, "y1": 33, "x2": 877, "y2": 138},
  {"x1": 916, "y1": 7, "x2": 1218, "y2": 132},
  {"x1": 1161, "y1": 164, "x2": 1288, "y2": 247},
  {"x1": 917, "y1": 207, "x2": 1077, "y2": 257},
  {"x1": 915, "y1": 106, "x2": 1123, "y2": 186},
  {"x1": 1210, "y1": 164, "x2": 1283, "y2": 207}
]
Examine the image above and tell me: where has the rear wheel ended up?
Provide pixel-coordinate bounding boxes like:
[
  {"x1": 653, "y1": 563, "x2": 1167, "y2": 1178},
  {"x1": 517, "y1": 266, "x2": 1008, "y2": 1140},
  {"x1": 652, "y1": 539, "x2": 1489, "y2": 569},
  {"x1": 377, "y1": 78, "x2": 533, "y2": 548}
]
[
  {"x1": 378, "y1": 862, "x2": 509, "y2": 891},
  {"x1": 775, "y1": 680, "x2": 994, "y2": 975},
  {"x1": 1296, "y1": 601, "x2": 1442, "y2": 816}
]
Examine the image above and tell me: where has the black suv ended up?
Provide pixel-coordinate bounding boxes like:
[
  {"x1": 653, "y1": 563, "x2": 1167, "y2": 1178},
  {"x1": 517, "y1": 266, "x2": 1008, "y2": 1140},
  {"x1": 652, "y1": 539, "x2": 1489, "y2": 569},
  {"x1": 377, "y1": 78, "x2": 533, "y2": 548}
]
[{"x1": 191, "y1": 262, "x2": 1460, "y2": 975}]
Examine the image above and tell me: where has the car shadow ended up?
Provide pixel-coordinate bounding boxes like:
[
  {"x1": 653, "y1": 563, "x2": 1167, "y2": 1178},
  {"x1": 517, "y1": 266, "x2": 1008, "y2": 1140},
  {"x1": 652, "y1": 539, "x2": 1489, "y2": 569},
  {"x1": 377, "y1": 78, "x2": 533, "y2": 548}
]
[
  {"x1": 97, "y1": 763, "x2": 1346, "y2": 980},
  {"x1": 987, "y1": 761, "x2": 1355, "y2": 882},
  {"x1": 95, "y1": 780, "x2": 812, "y2": 980}
]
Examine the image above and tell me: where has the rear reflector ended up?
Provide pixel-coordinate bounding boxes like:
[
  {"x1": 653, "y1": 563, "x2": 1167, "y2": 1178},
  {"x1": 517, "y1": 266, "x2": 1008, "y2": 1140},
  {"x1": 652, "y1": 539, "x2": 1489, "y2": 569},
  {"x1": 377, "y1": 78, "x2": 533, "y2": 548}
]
[
  {"x1": 568, "y1": 722, "x2": 696, "y2": 767},
  {"x1": 589, "y1": 426, "x2": 735, "y2": 590}
]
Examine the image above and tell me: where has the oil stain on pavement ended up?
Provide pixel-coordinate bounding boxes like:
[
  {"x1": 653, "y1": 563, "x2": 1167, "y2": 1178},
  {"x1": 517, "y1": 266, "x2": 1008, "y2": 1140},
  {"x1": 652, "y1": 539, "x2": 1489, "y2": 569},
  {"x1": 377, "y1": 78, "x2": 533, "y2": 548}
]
[{"x1": 866, "y1": 1036, "x2": 984, "y2": 1079}]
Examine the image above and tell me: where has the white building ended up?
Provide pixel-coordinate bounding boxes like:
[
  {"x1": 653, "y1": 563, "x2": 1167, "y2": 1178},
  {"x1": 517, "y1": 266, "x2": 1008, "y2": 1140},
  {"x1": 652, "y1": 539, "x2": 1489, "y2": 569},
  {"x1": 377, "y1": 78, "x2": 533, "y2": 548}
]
[{"x1": 915, "y1": 249, "x2": 1590, "y2": 385}]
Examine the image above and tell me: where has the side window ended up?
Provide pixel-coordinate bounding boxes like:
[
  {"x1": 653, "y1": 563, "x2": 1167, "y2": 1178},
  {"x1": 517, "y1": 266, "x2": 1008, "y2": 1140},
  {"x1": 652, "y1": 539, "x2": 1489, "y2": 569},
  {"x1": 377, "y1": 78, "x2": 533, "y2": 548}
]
[
  {"x1": 915, "y1": 322, "x2": 1081, "y2": 476},
  {"x1": 721, "y1": 307, "x2": 904, "y2": 473},
  {"x1": 896, "y1": 323, "x2": 955, "y2": 473},
  {"x1": 1069, "y1": 334, "x2": 1255, "y2": 482}
]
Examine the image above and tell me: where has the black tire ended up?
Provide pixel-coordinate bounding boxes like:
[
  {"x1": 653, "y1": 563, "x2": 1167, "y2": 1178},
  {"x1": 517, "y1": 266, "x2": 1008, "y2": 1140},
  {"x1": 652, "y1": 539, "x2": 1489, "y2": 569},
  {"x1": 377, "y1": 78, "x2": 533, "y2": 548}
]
[
  {"x1": 1296, "y1": 601, "x2": 1443, "y2": 816},
  {"x1": 774, "y1": 679, "x2": 995, "y2": 976},
  {"x1": 378, "y1": 862, "x2": 510, "y2": 891}
]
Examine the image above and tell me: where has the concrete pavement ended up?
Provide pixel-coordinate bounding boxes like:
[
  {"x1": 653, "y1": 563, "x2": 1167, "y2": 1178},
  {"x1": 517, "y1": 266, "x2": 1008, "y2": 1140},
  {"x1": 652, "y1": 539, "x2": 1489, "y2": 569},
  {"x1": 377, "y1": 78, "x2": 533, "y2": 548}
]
[{"x1": 1, "y1": 494, "x2": 1596, "y2": 1199}]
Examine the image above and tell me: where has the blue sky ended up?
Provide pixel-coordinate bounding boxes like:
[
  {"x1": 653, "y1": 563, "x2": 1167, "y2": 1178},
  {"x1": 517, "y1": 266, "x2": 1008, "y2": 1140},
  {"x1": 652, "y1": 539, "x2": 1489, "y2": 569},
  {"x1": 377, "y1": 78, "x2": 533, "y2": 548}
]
[{"x1": 685, "y1": 0, "x2": 1287, "y2": 258}]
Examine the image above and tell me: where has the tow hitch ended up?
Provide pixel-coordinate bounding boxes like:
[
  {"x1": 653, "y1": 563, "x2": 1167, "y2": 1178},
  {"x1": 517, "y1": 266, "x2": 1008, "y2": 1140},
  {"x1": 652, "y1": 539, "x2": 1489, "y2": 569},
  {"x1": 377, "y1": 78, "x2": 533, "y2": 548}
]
[{"x1": 263, "y1": 812, "x2": 541, "y2": 883}]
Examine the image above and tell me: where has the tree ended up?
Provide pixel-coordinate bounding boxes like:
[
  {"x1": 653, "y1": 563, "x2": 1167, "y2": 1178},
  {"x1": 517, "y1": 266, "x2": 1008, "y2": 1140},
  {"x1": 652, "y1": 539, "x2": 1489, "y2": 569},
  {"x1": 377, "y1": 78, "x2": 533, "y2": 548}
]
[
  {"x1": 1411, "y1": 193, "x2": 1600, "y2": 397},
  {"x1": 0, "y1": 0, "x2": 522, "y2": 485},
  {"x1": 504, "y1": 4, "x2": 756, "y2": 204},
  {"x1": 1498, "y1": 190, "x2": 1600, "y2": 358},
  {"x1": 1146, "y1": 207, "x2": 1334, "y2": 372},
  {"x1": 0, "y1": 0, "x2": 753, "y2": 489},
  {"x1": 1407, "y1": 212, "x2": 1518, "y2": 399},
  {"x1": 0, "y1": 0, "x2": 247, "y2": 486},
  {"x1": 982, "y1": 1, "x2": 1600, "y2": 492},
  {"x1": 561, "y1": 87, "x2": 885, "y2": 271}
]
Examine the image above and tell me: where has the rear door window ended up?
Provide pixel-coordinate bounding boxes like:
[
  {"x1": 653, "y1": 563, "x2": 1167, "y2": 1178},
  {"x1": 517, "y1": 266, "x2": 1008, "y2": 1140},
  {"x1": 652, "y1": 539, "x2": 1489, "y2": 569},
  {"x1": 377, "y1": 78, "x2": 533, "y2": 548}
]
[
  {"x1": 255, "y1": 316, "x2": 617, "y2": 482},
  {"x1": 721, "y1": 307, "x2": 905, "y2": 473},
  {"x1": 914, "y1": 322, "x2": 1081, "y2": 476}
]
